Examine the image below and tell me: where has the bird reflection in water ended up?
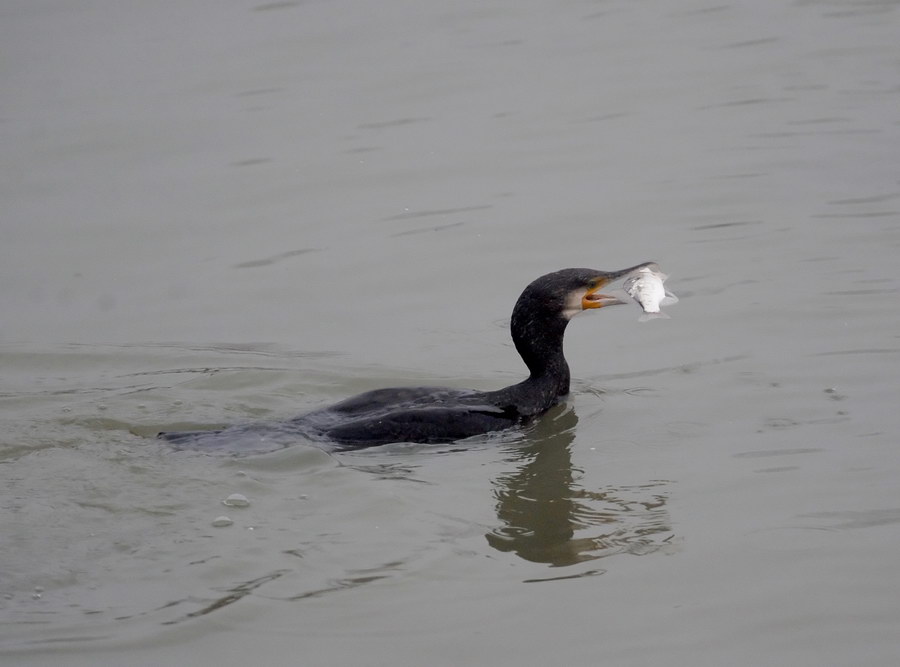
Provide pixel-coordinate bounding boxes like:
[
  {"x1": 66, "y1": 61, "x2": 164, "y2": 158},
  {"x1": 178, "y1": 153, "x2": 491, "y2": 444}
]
[{"x1": 486, "y1": 404, "x2": 673, "y2": 567}]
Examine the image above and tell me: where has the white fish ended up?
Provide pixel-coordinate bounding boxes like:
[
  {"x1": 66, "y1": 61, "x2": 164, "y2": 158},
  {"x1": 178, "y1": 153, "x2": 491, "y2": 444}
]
[{"x1": 622, "y1": 265, "x2": 678, "y2": 321}]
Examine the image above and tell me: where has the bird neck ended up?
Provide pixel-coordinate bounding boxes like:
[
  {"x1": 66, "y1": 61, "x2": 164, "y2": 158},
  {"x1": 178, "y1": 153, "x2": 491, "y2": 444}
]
[{"x1": 510, "y1": 308, "x2": 572, "y2": 399}]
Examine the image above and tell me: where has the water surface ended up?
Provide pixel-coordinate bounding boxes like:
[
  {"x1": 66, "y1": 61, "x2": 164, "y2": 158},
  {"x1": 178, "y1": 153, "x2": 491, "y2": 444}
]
[{"x1": 2, "y1": 0, "x2": 900, "y2": 665}]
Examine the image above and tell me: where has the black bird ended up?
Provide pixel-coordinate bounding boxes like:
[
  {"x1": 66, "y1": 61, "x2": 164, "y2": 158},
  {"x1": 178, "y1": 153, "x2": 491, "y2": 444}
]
[{"x1": 159, "y1": 264, "x2": 652, "y2": 451}]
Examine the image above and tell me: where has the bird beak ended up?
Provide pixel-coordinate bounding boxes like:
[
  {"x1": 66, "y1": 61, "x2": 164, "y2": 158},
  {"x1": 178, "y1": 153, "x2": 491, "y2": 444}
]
[
  {"x1": 582, "y1": 278, "x2": 623, "y2": 309},
  {"x1": 581, "y1": 262, "x2": 658, "y2": 310},
  {"x1": 607, "y1": 261, "x2": 659, "y2": 280}
]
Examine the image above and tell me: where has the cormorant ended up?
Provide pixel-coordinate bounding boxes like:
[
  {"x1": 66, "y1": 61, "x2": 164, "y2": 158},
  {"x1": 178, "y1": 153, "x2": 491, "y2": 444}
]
[{"x1": 159, "y1": 264, "x2": 653, "y2": 450}]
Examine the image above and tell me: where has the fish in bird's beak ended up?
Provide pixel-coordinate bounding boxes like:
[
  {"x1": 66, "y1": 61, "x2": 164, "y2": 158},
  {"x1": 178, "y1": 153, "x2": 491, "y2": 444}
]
[
  {"x1": 581, "y1": 262, "x2": 658, "y2": 310},
  {"x1": 623, "y1": 264, "x2": 678, "y2": 321}
]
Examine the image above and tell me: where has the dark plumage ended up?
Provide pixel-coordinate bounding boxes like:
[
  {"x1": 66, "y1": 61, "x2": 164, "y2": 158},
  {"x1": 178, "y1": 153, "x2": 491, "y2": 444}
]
[{"x1": 159, "y1": 264, "x2": 652, "y2": 451}]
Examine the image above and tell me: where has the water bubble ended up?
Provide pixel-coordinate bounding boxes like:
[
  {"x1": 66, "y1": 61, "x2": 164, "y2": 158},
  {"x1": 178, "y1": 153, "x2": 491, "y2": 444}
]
[
  {"x1": 212, "y1": 516, "x2": 233, "y2": 527},
  {"x1": 222, "y1": 493, "x2": 250, "y2": 507}
]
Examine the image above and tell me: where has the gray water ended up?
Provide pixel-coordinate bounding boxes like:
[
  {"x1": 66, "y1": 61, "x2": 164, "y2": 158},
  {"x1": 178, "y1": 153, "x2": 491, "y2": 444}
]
[{"x1": 3, "y1": 0, "x2": 900, "y2": 665}]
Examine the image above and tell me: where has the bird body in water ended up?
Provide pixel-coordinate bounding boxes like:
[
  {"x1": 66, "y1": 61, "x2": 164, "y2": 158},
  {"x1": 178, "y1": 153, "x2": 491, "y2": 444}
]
[{"x1": 159, "y1": 264, "x2": 654, "y2": 451}]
